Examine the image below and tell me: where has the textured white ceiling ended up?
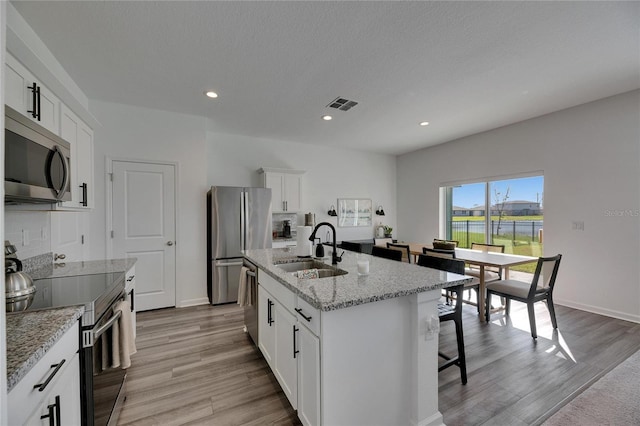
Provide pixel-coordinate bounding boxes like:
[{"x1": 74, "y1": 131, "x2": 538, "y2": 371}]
[{"x1": 10, "y1": 1, "x2": 640, "y2": 155}]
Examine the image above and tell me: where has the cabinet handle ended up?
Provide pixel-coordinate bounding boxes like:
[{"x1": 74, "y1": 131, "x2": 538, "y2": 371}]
[
  {"x1": 293, "y1": 325, "x2": 299, "y2": 359},
  {"x1": 126, "y1": 275, "x2": 135, "y2": 282},
  {"x1": 295, "y1": 308, "x2": 312, "y2": 322},
  {"x1": 79, "y1": 183, "x2": 88, "y2": 206},
  {"x1": 28, "y1": 82, "x2": 38, "y2": 119},
  {"x1": 128, "y1": 288, "x2": 135, "y2": 312},
  {"x1": 54, "y1": 395, "x2": 61, "y2": 426},
  {"x1": 40, "y1": 402, "x2": 55, "y2": 426},
  {"x1": 33, "y1": 359, "x2": 66, "y2": 392},
  {"x1": 267, "y1": 299, "x2": 274, "y2": 326},
  {"x1": 37, "y1": 85, "x2": 41, "y2": 121},
  {"x1": 39, "y1": 395, "x2": 60, "y2": 426},
  {"x1": 285, "y1": 201, "x2": 288, "y2": 211}
]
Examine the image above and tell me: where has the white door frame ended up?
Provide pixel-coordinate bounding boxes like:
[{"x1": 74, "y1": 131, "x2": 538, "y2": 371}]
[{"x1": 105, "y1": 157, "x2": 179, "y2": 305}]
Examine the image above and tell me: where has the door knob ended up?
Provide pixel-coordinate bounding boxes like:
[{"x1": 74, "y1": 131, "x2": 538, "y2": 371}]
[
  {"x1": 54, "y1": 253, "x2": 66, "y2": 261},
  {"x1": 167, "y1": 241, "x2": 174, "y2": 246}
]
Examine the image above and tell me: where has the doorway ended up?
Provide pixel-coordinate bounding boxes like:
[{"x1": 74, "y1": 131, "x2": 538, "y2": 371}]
[{"x1": 108, "y1": 159, "x2": 177, "y2": 311}]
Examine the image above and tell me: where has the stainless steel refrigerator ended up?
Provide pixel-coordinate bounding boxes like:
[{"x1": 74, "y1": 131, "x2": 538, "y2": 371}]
[{"x1": 207, "y1": 186, "x2": 272, "y2": 305}]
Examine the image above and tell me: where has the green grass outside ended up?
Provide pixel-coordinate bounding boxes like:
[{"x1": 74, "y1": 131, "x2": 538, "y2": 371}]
[
  {"x1": 450, "y1": 230, "x2": 541, "y2": 273},
  {"x1": 453, "y1": 215, "x2": 543, "y2": 222}
]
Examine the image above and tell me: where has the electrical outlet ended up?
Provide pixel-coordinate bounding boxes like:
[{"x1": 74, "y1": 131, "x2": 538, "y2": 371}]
[
  {"x1": 22, "y1": 229, "x2": 30, "y2": 246},
  {"x1": 41, "y1": 227, "x2": 48, "y2": 240},
  {"x1": 572, "y1": 221, "x2": 584, "y2": 231}
]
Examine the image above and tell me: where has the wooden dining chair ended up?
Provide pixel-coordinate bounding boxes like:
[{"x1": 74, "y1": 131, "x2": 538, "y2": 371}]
[
  {"x1": 485, "y1": 254, "x2": 562, "y2": 339},
  {"x1": 339, "y1": 241, "x2": 362, "y2": 253},
  {"x1": 374, "y1": 237, "x2": 393, "y2": 247},
  {"x1": 422, "y1": 247, "x2": 456, "y2": 258},
  {"x1": 433, "y1": 239, "x2": 459, "y2": 250},
  {"x1": 386, "y1": 243, "x2": 411, "y2": 263},
  {"x1": 417, "y1": 254, "x2": 467, "y2": 385},
  {"x1": 371, "y1": 245, "x2": 402, "y2": 262}
]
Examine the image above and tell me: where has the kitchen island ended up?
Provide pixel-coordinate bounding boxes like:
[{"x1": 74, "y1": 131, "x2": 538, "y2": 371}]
[{"x1": 244, "y1": 248, "x2": 472, "y2": 426}]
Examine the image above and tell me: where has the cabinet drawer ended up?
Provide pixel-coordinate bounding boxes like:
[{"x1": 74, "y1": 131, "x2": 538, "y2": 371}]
[
  {"x1": 259, "y1": 270, "x2": 295, "y2": 312},
  {"x1": 8, "y1": 321, "x2": 79, "y2": 426},
  {"x1": 295, "y1": 296, "x2": 321, "y2": 336}
]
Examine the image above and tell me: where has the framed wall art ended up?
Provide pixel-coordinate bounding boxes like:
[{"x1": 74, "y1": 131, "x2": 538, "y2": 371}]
[{"x1": 337, "y1": 198, "x2": 372, "y2": 227}]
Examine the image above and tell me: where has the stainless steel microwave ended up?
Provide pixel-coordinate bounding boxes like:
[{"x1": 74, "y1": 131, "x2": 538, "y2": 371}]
[{"x1": 5, "y1": 105, "x2": 71, "y2": 203}]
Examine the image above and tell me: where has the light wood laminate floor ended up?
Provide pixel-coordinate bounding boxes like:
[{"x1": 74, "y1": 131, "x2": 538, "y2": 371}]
[{"x1": 118, "y1": 300, "x2": 640, "y2": 425}]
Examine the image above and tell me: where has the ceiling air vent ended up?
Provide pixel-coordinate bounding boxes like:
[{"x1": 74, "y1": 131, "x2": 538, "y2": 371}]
[{"x1": 327, "y1": 97, "x2": 358, "y2": 111}]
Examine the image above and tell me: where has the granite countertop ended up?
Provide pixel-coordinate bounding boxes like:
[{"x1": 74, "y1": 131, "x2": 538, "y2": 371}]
[
  {"x1": 6, "y1": 306, "x2": 84, "y2": 392},
  {"x1": 243, "y1": 248, "x2": 472, "y2": 312},
  {"x1": 29, "y1": 258, "x2": 137, "y2": 280}
]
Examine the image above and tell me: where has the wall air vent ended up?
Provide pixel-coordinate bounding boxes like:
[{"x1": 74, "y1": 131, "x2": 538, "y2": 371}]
[{"x1": 327, "y1": 97, "x2": 359, "y2": 111}]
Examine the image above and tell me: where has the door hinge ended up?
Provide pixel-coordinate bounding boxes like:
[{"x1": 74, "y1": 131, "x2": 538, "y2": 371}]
[
  {"x1": 109, "y1": 173, "x2": 113, "y2": 182},
  {"x1": 111, "y1": 230, "x2": 114, "y2": 238},
  {"x1": 81, "y1": 235, "x2": 85, "y2": 244}
]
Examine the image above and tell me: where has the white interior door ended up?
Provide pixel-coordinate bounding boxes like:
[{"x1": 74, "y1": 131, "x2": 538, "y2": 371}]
[{"x1": 111, "y1": 160, "x2": 176, "y2": 311}]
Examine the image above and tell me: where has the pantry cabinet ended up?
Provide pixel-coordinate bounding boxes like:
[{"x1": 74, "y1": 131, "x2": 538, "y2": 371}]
[{"x1": 258, "y1": 168, "x2": 305, "y2": 213}]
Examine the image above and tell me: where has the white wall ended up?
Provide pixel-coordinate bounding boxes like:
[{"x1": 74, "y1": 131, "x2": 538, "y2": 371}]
[
  {"x1": 397, "y1": 90, "x2": 640, "y2": 322},
  {"x1": 207, "y1": 131, "x2": 397, "y2": 242},
  {"x1": 4, "y1": 211, "x2": 50, "y2": 259},
  {"x1": 88, "y1": 100, "x2": 209, "y2": 307}
]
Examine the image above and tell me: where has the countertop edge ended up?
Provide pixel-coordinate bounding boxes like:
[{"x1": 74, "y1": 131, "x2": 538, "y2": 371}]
[
  {"x1": 6, "y1": 306, "x2": 84, "y2": 392},
  {"x1": 244, "y1": 249, "x2": 473, "y2": 312}
]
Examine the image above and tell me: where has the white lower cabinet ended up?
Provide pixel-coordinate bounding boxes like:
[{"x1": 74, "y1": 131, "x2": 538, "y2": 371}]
[
  {"x1": 274, "y1": 301, "x2": 298, "y2": 408},
  {"x1": 258, "y1": 273, "x2": 320, "y2": 425},
  {"x1": 9, "y1": 321, "x2": 81, "y2": 426},
  {"x1": 296, "y1": 323, "x2": 321, "y2": 426},
  {"x1": 258, "y1": 286, "x2": 276, "y2": 366},
  {"x1": 23, "y1": 354, "x2": 81, "y2": 426}
]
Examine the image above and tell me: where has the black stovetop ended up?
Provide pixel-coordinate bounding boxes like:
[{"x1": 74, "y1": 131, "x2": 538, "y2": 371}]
[{"x1": 26, "y1": 272, "x2": 126, "y2": 326}]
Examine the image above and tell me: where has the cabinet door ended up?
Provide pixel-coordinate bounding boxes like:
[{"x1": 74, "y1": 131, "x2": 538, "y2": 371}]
[
  {"x1": 5, "y1": 54, "x2": 31, "y2": 113},
  {"x1": 284, "y1": 174, "x2": 302, "y2": 212},
  {"x1": 5, "y1": 53, "x2": 60, "y2": 134},
  {"x1": 60, "y1": 105, "x2": 94, "y2": 209},
  {"x1": 297, "y1": 324, "x2": 321, "y2": 426},
  {"x1": 37, "y1": 82, "x2": 60, "y2": 135},
  {"x1": 274, "y1": 302, "x2": 298, "y2": 409},
  {"x1": 22, "y1": 354, "x2": 81, "y2": 426},
  {"x1": 258, "y1": 286, "x2": 276, "y2": 367},
  {"x1": 76, "y1": 122, "x2": 94, "y2": 208},
  {"x1": 265, "y1": 173, "x2": 285, "y2": 212}
]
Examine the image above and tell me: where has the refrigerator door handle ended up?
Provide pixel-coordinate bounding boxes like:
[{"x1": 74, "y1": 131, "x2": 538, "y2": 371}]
[
  {"x1": 215, "y1": 260, "x2": 244, "y2": 267},
  {"x1": 243, "y1": 191, "x2": 249, "y2": 251},
  {"x1": 240, "y1": 191, "x2": 246, "y2": 251}
]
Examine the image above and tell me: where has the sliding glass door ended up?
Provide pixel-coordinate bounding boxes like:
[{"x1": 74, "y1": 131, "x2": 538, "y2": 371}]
[{"x1": 444, "y1": 175, "x2": 544, "y2": 269}]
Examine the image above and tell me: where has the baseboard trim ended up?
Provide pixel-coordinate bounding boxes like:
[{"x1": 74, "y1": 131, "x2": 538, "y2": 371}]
[
  {"x1": 177, "y1": 297, "x2": 210, "y2": 308},
  {"x1": 555, "y1": 299, "x2": 639, "y2": 324}
]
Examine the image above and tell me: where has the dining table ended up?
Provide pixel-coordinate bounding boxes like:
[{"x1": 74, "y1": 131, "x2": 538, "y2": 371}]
[{"x1": 406, "y1": 243, "x2": 538, "y2": 320}]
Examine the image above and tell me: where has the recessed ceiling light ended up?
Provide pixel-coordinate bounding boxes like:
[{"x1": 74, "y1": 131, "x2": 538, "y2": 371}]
[
  {"x1": 205, "y1": 91, "x2": 218, "y2": 99},
  {"x1": 322, "y1": 115, "x2": 333, "y2": 121},
  {"x1": 419, "y1": 121, "x2": 430, "y2": 126}
]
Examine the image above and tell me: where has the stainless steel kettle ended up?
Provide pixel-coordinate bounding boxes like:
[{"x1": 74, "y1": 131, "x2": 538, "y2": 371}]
[{"x1": 5, "y1": 258, "x2": 36, "y2": 312}]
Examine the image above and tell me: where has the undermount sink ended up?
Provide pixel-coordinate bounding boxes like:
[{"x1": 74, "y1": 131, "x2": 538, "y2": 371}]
[{"x1": 275, "y1": 260, "x2": 348, "y2": 278}]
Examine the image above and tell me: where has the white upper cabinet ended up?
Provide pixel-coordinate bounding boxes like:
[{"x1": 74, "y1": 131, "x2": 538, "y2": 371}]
[
  {"x1": 5, "y1": 51, "x2": 95, "y2": 210},
  {"x1": 60, "y1": 104, "x2": 95, "y2": 209},
  {"x1": 259, "y1": 168, "x2": 305, "y2": 213},
  {"x1": 5, "y1": 53, "x2": 60, "y2": 135}
]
